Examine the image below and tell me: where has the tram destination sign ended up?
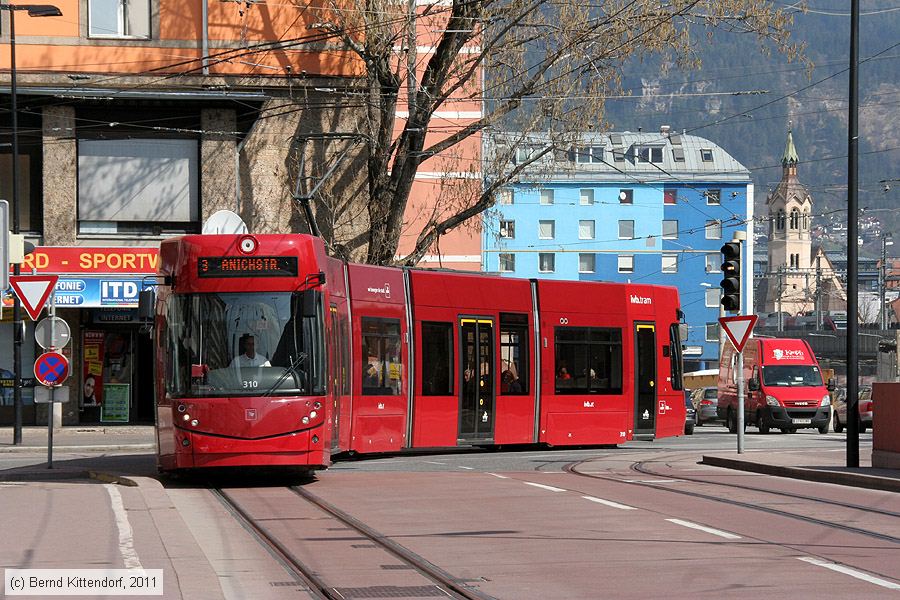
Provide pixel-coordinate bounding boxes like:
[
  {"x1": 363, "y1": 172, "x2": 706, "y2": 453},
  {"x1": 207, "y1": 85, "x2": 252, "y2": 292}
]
[{"x1": 198, "y1": 256, "x2": 298, "y2": 278}]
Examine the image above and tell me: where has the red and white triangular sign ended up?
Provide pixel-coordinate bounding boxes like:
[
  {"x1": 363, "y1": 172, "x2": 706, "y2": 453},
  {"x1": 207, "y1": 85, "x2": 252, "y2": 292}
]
[
  {"x1": 719, "y1": 315, "x2": 758, "y2": 353},
  {"x1": 9, "y1": 275, "x2": 59, "y2": 321}
]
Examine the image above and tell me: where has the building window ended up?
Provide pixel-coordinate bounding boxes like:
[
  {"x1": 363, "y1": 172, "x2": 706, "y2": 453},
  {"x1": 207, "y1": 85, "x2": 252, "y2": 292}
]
[
  {"x1": 664, "y1": 188, "x2": 677, "y2": 204},
  {"x1": 575, "y1": 145, "x2": 604, "y2": 163},
  {"x1": 89, "y1": 0, "x2": 151, "y2": 38},
  {"x1": 499, "y1": 253, "x2": 515, "y2": 272},
  {"x1": 77, "y1": 138, "x2": 199, "y2": 235},
  {"x1": 540, "y1": 189, "x2": 554, "y2": 205},
  {"x1": 580, "y1": 189, "x2": 594, "y2": 205},
  {"x1": 421, "y1": 322, "x2": 453, "y2": 396},
  {"x1": 706, "y1": 253, "x2": 720, "y2": 273},
  {"x1": 617, "y1": 255, "x2": 634, "y2": 273},
  {"x1": 705, "y1": 323, "x2": 719, "y2": 342},
  {"x1": 579, "y1": 220, "x2": 595, "y2": 240},
  {"x1": 661, "y1": 254, "x2": 678, "y2": 273},
  {"x1": 538, "y1": 253, "x2": 556, "y2": 273},
  {"x1": 619, "y1": 189, "x2": 633, "y2": 204},
  {"x1": 777, "y1": 210, "x2": 786, "y2": 230},
  {"x1": 499, "y1": 220, "x2": 515, "y2": 239},
  {"x1": 662, "y1": 220, "x2": 678, "y2": 240},
  {"x1": 637, "y1": 146, "x2": 663, "y2": 163},
  {"x1": 706, "y1": 189, "x2": 721, "y2": 205},
  {"x1": 361, "y1": 317, "x2": 403, "y2": 396},
  {"x1": 538, "y1": 220, "x2": 555, "y2": 239},
  {"x1": 0, "y1": 110, "x2": 42, "y2": 232},
  {"x1": 672, "y1": 147, "x2": 685, "y2": 162},
  {"x1": 554, "y1": 327, "x2": 623, "y2": 395},
  {"x1": 705, "y1": 220, "x2": 722, "y2": 239},
  {"x1": 498, "y1": 189, "x2": 513, "y2": 205},
  {"x1": 618, "y1": 220, "x2": 634, "y2": 239},
  {"x1": 705, "y1": 288, "x2": 720, "y2": 307},
  {"x1": 579, "y1": 253, "x2": 596, "y2": 273},
  {"x1": 700, "y1": 149, "x2": 714, "y2": 162},
  {"x1": 500, "y1": 313, "x2": 529, "y2": 395},
  {"x1": 790, "y1": 208, "x2": 800, "y2": 229},
  {"x1": 515, "y1": 144, "x2": 544, "y2": 164}
]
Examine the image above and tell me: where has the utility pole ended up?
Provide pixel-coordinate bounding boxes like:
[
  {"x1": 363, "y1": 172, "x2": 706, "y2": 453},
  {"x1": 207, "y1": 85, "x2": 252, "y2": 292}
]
[
  {"x1": 815, "y1": 256, "x2": 823, "y2": 329},
  {"x1": 847, "y1": 0, "x2": 860, "y2": 468},
  {"x1": 777, "y1": 267, "x2": 784, "y2": 331},
  {"x1": 880, "y1": 233, "x2": 893, "y2": 329}
]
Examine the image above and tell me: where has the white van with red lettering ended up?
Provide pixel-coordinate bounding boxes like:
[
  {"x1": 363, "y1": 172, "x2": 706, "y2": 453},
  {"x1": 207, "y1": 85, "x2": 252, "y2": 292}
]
[{"x1": 717, "y1": 338, "x2": 834, "y2": 434}]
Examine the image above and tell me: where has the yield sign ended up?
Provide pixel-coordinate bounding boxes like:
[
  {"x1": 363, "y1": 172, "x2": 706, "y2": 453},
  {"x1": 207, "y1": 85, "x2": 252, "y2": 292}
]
[
  {"x1": 719, "y1": 315, "x2": 759, "y2": 353},
  {"x1": 9, "y1": 275, "x2": 58, "y2": 321},
  {"x1": 34, "y1": 351, "x2": 69, "y2": 387}
]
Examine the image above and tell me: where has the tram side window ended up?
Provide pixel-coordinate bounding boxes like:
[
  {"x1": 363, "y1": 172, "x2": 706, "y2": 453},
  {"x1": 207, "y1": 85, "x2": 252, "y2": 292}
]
[
  {"x1": 421, "y1": 322, "x2": 453, "y2": 396},
  {"x1": 500, "y1": 313, "x2": 529, "y2": 395},
  {"x1": 669, "y1": 324, "x2": 684, "y2": 391},
  {"x1": 361, "y1": 317, "x2": 403, "y2": 395},
  {"x1": 554, "y1": 327, "x2": 623, "y2": 394}
]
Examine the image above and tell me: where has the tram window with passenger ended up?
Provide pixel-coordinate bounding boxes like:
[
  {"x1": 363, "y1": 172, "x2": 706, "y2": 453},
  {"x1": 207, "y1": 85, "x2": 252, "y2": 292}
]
[
  {"x1": 554, "y1": 327, "x2": 623, "y2": 394},
  {"x1": 500, "y1": 313, "x2": 529, "y2": 395},
  {"x1": 361, "y1": 317, "x2": 403, "y2": 395},
  {"x1": 163, "y1": 291, "x2": 325, "y2": 397}
]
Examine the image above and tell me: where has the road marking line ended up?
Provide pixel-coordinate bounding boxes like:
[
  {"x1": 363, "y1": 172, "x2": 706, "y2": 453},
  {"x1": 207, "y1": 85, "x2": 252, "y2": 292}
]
[
  {"x1": 105, "y1": 484, "x2": 143, "y2": 570},
  {"x1": 624, "y1": 479, "x2": 683, "y2": 484},
  {"x1": 582, "y1": 496, "x2": 637, "y2": 510},
  {"x1": 487, "y1": 473, "x2": 508, "y2": 479},
  {"x1": 524, "y1": 482, "x2": 567, "y2": 492},
  {"x1": 458, "y1": 465, "x2": 474, "y2": 470},
  {"x1": 797, "y1": 556, "x2": 900, "y2": 590},
  {"x1": 422, "y1": 461, "x2": 446, "y2": 465},
  {"x1": 666, "y1": 518, "x2": 741, "y2": 539}
]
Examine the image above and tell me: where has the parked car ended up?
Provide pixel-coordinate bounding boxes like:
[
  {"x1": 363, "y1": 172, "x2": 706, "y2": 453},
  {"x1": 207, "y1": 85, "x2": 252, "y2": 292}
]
[
  {"x1": 833, "y1": 385, "x2": 874, "y2": 433},
  {"x1": 684, "y1": 392, "x2": 696, "y2": 435},
  {"x1": 693, "y1": 387, "x2": 721, "y2": 425}
]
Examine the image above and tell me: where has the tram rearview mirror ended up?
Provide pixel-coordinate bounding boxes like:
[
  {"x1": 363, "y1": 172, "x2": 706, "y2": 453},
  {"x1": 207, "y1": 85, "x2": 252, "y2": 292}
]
[
  {"x1": 138, "y1": 289, "x2": 156, "y2": 322},
  {"x1": 302, "y1": 292, "x2": 317, "y2": 317}
]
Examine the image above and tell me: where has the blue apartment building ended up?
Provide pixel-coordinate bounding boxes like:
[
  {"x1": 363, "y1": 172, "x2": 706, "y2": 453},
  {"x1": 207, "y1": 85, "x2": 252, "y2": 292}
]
[{"x1": 483, "y1": 130, "x2": 753, "y2": 370}]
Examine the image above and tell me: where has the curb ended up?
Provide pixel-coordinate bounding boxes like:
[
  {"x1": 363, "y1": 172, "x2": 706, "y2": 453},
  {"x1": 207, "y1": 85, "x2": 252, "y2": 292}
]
[
  {"x1": 701, "y1": 455, "x2": 900, "y2": 493},
  {"x1": 0, "y1": 444, "x2": 155, "y2": 454}
]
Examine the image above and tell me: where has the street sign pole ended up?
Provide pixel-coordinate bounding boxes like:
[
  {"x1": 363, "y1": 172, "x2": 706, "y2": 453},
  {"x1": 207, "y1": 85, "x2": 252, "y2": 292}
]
[
  {"x1": 737, "y1": 352, "x2": 745, "y2": 454},
  {"x1": 718, "y1": 315, "x2": 758, "y2": 456},
  {"x1": 47, "y1": 290, "x2": 55, "y2": 469}
]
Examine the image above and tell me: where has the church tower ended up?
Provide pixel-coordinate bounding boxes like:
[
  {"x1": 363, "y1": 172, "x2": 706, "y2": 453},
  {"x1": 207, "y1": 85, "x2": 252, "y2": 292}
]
[{"x1": 764, "y1": 128, "x2": 815, "y2": 314}]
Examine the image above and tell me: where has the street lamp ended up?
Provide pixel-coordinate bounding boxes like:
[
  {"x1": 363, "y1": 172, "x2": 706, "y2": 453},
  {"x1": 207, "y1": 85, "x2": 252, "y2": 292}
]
[{"x1": 2, "y1": 3, "x2": 62, "y2": 444}]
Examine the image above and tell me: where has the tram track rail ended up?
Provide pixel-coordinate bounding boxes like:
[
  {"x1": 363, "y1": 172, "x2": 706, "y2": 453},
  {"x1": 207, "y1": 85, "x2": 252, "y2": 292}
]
[
  {"x1": 563, "y1": 455, "x2": 900, "y2": 546},
  {"x1": 213, "y1": 487, "x2": 494, "y2": 600}
]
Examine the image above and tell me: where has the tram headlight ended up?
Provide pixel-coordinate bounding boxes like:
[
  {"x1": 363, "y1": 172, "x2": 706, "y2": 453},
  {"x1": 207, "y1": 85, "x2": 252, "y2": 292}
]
[
  {"x1": 177, "y1": 405, "x2": 187, "y2": 413},
  {"x1": 191, "y1": 419, "x2": 199, "y2": 426},
  {"x1": 182, "y1": 414, "x2": 191, "y2": 421},
  {"x1": 302, "y1": 416, "x2": 310, "y2": 424},
  {"x1": 313, "y1": 401, "x2": 322, "y2": 410},
  {"x1": 238, "y1": 235, "x2": 258, "y2": 254},
  {"x1": 310, "y1": 411, "x2": 317, "y2": 419}
]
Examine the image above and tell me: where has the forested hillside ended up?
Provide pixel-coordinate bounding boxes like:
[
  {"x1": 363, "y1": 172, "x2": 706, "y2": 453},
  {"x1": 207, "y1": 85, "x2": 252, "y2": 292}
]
[{"x1": 602, "y1": 0, "x2": 899, "y2": 256}]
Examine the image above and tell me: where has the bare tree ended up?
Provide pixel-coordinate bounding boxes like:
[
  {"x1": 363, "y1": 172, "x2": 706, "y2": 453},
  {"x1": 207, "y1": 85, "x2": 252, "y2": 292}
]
[{"x1": 313, "y1": 0, "x2": 802, "y2": 265}]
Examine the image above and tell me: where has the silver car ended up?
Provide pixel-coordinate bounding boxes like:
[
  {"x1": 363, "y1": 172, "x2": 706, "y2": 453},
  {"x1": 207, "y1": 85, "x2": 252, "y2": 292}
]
[{"x1": 694, "y1": 387, "x2": 722, "y2": 425}]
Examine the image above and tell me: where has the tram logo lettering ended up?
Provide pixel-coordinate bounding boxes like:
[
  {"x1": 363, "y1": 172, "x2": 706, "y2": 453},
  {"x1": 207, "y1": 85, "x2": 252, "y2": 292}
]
[
  {"x1": 366, "y1": 283, "x2": 392, "y2": 299},
  {"x1": 583, "y1": 401, "x2": 594, "y2": 408},
  {"x1": 630, "y1": 294, "x2": 651, "y2": 305}
]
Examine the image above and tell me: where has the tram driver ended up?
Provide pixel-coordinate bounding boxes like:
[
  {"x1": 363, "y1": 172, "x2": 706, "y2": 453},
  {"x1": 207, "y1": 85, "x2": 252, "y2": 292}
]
[{"x1": 230, "y1": 334, "x2": 272, "y2": 368}]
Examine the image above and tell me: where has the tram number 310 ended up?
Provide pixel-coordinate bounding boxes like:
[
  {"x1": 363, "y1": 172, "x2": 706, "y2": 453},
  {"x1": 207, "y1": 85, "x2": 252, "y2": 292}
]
[{"x1": 242, "y1": 380, "x2": 259, "y2": 389}]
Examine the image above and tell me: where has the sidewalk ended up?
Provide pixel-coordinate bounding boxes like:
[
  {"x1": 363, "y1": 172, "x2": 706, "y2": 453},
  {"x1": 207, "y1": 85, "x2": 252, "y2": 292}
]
[
  {"x1": 702, "y1": 447, "x2": 900, "y2": 493},
  {"x1": 0, "y1": 425, "x2": 155, "y2": 453}
]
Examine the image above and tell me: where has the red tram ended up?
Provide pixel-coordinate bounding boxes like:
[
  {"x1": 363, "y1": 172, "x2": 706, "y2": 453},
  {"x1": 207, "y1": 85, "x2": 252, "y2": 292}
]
[{"x1": 150, "y1": 233, "x2": 687, "y2": 472}]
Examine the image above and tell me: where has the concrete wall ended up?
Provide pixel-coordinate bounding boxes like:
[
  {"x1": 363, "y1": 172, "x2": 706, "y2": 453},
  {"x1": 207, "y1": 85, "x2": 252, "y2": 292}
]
[{"x1": 42, "y1": 106, "x2": 77, "y2": 246}]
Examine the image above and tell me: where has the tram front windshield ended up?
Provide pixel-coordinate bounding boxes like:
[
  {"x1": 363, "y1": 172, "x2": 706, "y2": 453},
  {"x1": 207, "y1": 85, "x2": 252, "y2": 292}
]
[{"x1": 164, "y1": 291, "x2": 324, "y2": 397}]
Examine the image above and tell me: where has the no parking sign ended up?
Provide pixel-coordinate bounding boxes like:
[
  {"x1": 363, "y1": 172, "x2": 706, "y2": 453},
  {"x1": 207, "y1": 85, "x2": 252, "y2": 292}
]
[{"x1": 34, "y1": 352, "x2": 69, "y2": 387}]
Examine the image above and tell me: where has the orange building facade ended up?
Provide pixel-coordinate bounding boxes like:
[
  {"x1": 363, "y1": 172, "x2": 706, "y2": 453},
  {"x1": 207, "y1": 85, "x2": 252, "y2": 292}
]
[{"x1": 0, "y1": 0, "x2": 483, "y2": 426}]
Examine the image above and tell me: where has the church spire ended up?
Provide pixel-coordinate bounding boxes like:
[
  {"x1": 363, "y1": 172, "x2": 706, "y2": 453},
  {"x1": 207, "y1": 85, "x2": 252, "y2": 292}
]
[
  {"x1": 782, "y1": 126, "x2": 799, "y2": 165},
  {"x1": 782, "y1": 124, "x2": 799, "y2": 176}
]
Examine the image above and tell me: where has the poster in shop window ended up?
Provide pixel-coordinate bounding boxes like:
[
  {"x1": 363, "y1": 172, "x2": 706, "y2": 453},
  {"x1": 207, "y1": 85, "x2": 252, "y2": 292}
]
[
  {"x1": 100, "y1": 384, "x2": 130, "y2": 423},
  {"x1": 82, "y1": 331, "x2": 104, "y2": 407}
]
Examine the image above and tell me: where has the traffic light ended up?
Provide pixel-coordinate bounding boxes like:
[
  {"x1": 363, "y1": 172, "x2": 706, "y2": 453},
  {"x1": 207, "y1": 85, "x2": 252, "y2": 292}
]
[{"x1": 720, "y1": 241, "x2": 741, "y2": 312}]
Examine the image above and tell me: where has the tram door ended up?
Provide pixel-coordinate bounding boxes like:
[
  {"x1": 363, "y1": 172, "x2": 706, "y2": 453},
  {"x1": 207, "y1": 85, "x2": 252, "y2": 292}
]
[
  {"x1": 458, "y1": 318, "x2": 495, "y2": 442},
  {"x1": 633, "y1": 324, "x2": 657, "y2": 436}
]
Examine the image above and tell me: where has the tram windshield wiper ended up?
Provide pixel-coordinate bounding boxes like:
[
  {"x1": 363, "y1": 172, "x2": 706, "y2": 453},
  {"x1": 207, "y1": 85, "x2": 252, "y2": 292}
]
[{"x1": 261, "y1": 352, "x2": 308, "y2": 397}]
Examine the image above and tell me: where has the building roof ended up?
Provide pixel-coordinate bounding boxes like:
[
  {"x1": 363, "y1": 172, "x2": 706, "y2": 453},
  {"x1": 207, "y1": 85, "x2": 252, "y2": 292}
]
[{"x1": 489, "y1": 129, "x2": 751, "y2": 184}]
